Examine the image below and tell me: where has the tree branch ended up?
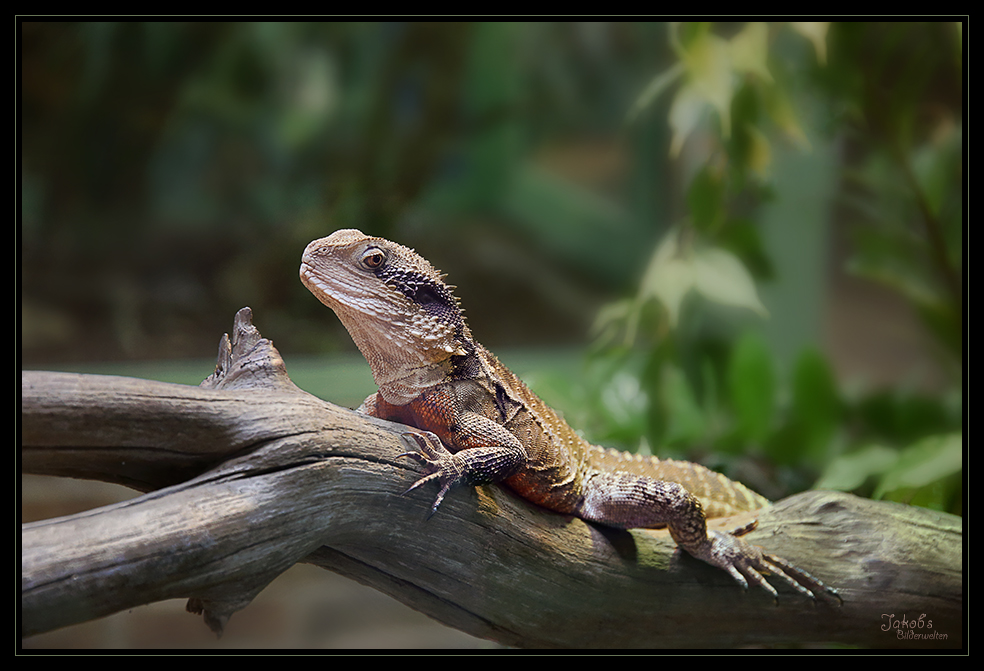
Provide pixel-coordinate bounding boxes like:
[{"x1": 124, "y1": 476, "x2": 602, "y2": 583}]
[{"x1": 21, "y1": 309, "x2": 962, "y2": 648}]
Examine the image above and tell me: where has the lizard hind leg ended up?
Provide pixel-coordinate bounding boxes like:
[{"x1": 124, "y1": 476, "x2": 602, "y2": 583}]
[{"x1": 578, "y1": 470, "x2": 840, "y2": 603}]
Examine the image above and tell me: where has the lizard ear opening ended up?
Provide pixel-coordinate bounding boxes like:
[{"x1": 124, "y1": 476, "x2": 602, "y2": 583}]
[{"x1": 415, "y1": 284, "x2": 449, "y2": 309}]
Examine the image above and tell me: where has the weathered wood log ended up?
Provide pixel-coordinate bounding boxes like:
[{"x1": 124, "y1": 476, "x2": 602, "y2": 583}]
[{"x1": 20, "y1": 309, "x2": 963, "y2": 648}]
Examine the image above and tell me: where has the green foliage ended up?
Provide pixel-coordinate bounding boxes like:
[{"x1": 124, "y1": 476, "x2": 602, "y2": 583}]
[
  {"x1": 727, "y1": 332, "x2": 775, "y2": 446},
  {"x1": 787, "y1": 348, "x2": 840, "y2": 461},
  {"x1": 823, "y1": 22, "x2": 963, "y2": 364},
  {"x1": 585, "y1": 21, "x2": 962, "y2": 512}
]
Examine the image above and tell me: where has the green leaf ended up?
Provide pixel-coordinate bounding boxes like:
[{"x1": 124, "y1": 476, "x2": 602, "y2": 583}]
[
  {"x1": 639, "y1": 231, "x2": 769, "y2": 328},
  {"x1": 854, "y1": 390, "x2": 956, "y2": 446},
  {"x1": 686, "y1": 167, "x2": 724, "y2": 233},
  {"x1": 729, "y1": 22, "x2": 773, "y2": 82},
  {"x1": 789, "y1": 22, "x2": 829, "y2": 65},
  {"x1": 911, "y1": 123, "x2": 962, "y2": 219},
  {"x1": 626, "y1": 61, "x2": 685, "y2": 125},
  {"x1": 814, "y1": 444, "x2": 898, "y2": 491},
  {"x1": 667, "y1": 23, "x2": 734, "y2": 154},
  {"x1": 659, "y1": 364, "x2": 706, "y2": 446},
  {"x1": 717, "y1": 219, "x2": 775, "y2": 281},
  {"x1": 692, "y1": 247, "x2": 769, "y2": 318},
  {"x1": 790, "y1": 348, "x2": 841, "y2": 457},
  {"x1": 668, "y1": 83, "x2": 710, "y2": 157},
  {"x1": 598, "y1": 369, "x2": 649, "y2": 441},
  {"x1": 746, "y1": 124, "x2": 772, "y2": 178},
  {"x1": 763, "y1": 82, "x2": 811, "y2": 150},
  {"x1": 682, "y1": 31, "x2": 733, "y2": 138},
  {"x1": 639, "y1": 231, "x2": 693, "y2": 328},
  {"x1": 873, "y1": 433, "x2": 963, "y2": 500},
  {"x1": 727, "y1": 331, "x2": 775, "y2": 443}
]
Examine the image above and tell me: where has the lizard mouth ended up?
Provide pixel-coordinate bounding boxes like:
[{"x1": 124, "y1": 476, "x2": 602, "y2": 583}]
[
  {"x1": 299, "y1": 261, "x2": 340, "y2": 309},
  {"x1": 298, "y1": 261, "x2": 318, "y2": 287}
]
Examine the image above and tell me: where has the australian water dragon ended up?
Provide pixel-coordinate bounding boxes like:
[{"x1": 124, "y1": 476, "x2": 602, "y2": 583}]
[{"x1": 299, "y1": 228, "x2": 840, "y2": 603}]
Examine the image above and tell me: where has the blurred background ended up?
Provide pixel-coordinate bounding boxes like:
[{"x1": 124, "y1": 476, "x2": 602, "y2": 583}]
[{"x1": 21, "y1": 21, "x2": 962, "y2": 648}]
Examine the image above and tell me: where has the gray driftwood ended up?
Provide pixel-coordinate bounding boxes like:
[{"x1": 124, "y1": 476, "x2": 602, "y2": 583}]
[{"x1": 21, "y1": 308, "x2": 962, "y2": 648}]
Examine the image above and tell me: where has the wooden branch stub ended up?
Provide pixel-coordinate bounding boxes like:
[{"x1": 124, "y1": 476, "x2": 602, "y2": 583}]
[{"x1": 201, "y1": 307, "x2": 299, "y2": 392}]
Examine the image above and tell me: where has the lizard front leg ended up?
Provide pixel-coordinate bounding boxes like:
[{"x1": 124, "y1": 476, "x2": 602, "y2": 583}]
[
  {"x1": 365, "y1": 388, "x2": 530, "y2": 515},
  {"x1": 579, "y1": 470, "x2": 841, "y2": 604},
  {"x1": 399, "y1": 429, "x2": 527, "y2": 515}
]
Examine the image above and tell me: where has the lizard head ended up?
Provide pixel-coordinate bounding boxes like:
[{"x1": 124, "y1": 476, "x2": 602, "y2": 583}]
[{"x1": 300, "y1": 229, "x2": 472, "y2": 398}]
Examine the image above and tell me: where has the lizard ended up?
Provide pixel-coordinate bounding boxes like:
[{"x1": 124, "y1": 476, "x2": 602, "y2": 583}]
[{"x1": 299, "y1": 228, "x2": 841, "y2": 604}]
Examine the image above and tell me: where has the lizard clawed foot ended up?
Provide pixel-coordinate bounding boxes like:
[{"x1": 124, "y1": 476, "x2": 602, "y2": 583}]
[
  {"x1": 697, "y1": 530, "x2": 842, "y2": 605},
  {"x1": 398, "y1": 432, "x2": 467, "y2": 516}
]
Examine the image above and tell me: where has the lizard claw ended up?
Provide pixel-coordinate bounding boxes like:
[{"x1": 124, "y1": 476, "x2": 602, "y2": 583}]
[
  {"x1": 699, "y1": 530, "x2": 842, "y2": 605},
  {"x1": 398, "y1": 431, "x2": 466, "y2": 516}
]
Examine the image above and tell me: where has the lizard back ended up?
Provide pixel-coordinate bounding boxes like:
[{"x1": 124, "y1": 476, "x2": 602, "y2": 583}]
[{"x1": 481, "y1": 346, "x2": 769, "y2": 518}]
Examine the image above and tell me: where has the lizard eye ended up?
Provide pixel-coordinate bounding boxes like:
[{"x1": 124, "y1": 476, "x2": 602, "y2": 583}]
[{"x1": 361, "y1": 248, "x2": 386, "y2": 270}]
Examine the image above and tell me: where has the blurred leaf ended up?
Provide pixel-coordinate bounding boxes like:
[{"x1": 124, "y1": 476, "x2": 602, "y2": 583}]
[
  {"x1": 842, "y1": 123, "x2": 963, "y2": 364},
  {"x1": 659, "y1": 364, "x2": 706, "y2": 446},
  {"x1": 727, "y1": 331, "x2": 775, "y2": 443},
  {"x1": 729, "y1": 22, "x2": 772, "y2": 82},
  {"x1": 814, "y1": 444, "x2": 898, "y2": 491},
  {"x1": 590, "y1": 297, "x2": 638, "y2": 350},
  {"x1": 626, "y1": 61, "x2": 684, "y2": 125},
  {"x1": 762, "y1": 82, "x2": 811, "y2": 150},
  {"x1": 686, "y1": 166, "x2": 724, "y2": 233},
  {"x1": 681, "y1": 31, "x2": 733, "y2": 137},
  {"x1": 666, "y1": 22, "x2": 812, "y2": 158},
  {"x1": 873, "y1": 433, "x2": 962, "y2": 500},
  {"x1": 667, "y1": 23, "x2": 734, "y2": 154},
  {"x1": 638, "y1": 230, "x2": 768, "y2": 328},
  {"x1": 639, "y1": 231, "x2": 693, "y2": 327},
  {"x1": 716, "y1": 219, "x2": 775, "y2": 281},
  {"x1": 913, "y1": 299, "x2": 962, "y2": 363},
  {"x1": 743, "y1": 124, "x2": 772, "y2": 178},
  {"x1": 854, "y1": 390, "x2": 956, "y2": 447},
  {"x1": 598, "y1": 369, "x2": 650, "y2": 442},
  {"x1": 668, "y1": 83, "x2": 709, "y2": 158},
  {"x1": 790, "y1": 348, "x2": 841, "y2": 457},
  {"x1": 789, "y1": 22, "x2": 829, "y2": 65},
  {"x1": 911, "y1": 121, "x2": 962, "y2": 220},
  {"x1": 692, "y1": 247, "x2": 769, "y2": 318}
]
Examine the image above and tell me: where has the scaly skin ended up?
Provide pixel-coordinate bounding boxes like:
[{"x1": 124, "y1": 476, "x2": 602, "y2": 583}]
[{"x1": 300, "y1": 229, "x2": 840, "y2": 603}]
